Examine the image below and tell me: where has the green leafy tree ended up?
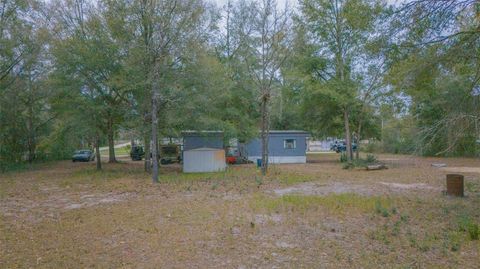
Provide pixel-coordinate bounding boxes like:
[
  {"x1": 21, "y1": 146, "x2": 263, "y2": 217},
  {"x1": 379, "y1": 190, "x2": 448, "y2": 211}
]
[
  {"x1": 298, "y1": 0, "x2": 383, "y2": 161},
  {"x1": 387, "y1": 0, "x2": 480, "y2": 156},
  {"x1": 0, "y1": 0, "x2": 54, "y2": 168},
  {"x1": 125, "y1": 0, "x2": 216, "y2": 182},
  {"x1": 49, "y1": 0, "x2": 132, "y2": 167},
  {"x1": 230, "y1": 0, "x2": 291, "y2": 175}
]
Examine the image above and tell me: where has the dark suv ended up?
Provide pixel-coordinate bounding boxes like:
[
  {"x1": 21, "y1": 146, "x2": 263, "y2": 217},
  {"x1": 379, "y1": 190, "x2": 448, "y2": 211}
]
[
  {"x1": 330, "y1": 141, "x2": 357, "y2": 153},
  {"x1": 72, "y1": 150, "x2": 95, "y2": 162}
]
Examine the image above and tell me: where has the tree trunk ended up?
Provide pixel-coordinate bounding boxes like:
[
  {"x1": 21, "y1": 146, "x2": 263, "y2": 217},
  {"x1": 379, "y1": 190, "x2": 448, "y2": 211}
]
[
  {"x1": 151, "y1": 76, "x2": 160, "y2": 183},
  {"x1": 27, "y1": 93, "x2": 35, "y2": 163},
  {"x1": 144, "y1": 132, "x2": 151, "y2": 172},
  {"x1": 343, "y1": 109, "x2": 353, "y2": 162},
  {"x1": 95, "y1": 135, "x2": 102, "y2": 171},
  {"x1": 27, "y1": 123, "x2": 35, "y2": 163},
  {"x1": 107, "y1": 126, "x2": 116, "y2": 163},
  {"x1": 27, "y1": 139, "x2": 35, "y2": 163},
  {"x1": 260, "y1": 97, "x2": 269, "y2": 175},
  {"x1": 356, "y1": 120, "x2": 362, "y2": 160}
]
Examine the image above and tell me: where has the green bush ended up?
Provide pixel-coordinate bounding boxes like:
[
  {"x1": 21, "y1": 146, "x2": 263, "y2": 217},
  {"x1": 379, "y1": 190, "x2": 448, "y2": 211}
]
[
  {"x1": 375, "y1": 200, "x2": 390, "y2": 217},
  {"x1": 342, "y1": 162, "x2": 354, "y2": 169},
  {"x1": 0, "y1": 161, "x2": 27, "y2": 173},
  {"x1": 341, "y1": 154, "x2": 378, "y2": 169},
  {"x1": 458, "y1": 216, "x2": 479, "y2": 240},
  {"x1": 467, "y1": 223, "x2": 479, "y2": 240},
  {"x1": 366, "y1": 154, "x2": 377, "y2": 164}
]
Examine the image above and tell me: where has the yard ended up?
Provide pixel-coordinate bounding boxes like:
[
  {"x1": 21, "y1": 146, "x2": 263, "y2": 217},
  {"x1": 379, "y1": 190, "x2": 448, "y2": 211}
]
[{"x1": 1, "y1": 153, "x2": 479, "y2": 268}]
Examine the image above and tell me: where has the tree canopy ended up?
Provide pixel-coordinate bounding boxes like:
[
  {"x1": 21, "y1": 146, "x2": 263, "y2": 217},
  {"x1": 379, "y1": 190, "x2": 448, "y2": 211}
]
[{"x1": 1, "y1": 0, "x2": 479, "y2": 172}]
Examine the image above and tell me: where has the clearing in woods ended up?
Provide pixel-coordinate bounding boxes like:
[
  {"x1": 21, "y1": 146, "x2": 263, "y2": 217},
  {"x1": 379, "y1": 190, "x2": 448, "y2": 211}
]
[{"x1": 0, "y1": 153, "x2": 479, "y2": 268}]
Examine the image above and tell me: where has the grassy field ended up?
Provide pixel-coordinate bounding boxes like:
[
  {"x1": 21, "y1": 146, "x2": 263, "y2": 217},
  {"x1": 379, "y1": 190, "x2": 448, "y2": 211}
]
[{"x1": 0, "y1": 153, "x2": 479, "y2": 268}]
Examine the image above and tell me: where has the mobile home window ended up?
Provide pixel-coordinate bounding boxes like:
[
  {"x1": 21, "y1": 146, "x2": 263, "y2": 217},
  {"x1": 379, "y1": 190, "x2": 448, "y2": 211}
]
[{"x1": 284, "y1": 139, "x2": 296, "y2": 149}]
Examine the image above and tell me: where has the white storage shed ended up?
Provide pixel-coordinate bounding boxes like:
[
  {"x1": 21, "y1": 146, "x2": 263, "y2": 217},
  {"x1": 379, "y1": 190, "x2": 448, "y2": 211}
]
[{"x1": 183, "y1": 147, "x2": 226, "y2": 173}]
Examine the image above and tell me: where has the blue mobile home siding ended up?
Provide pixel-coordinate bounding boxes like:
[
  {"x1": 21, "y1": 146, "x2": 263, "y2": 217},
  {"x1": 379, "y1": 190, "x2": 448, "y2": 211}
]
[
  {"x1": 183, "y1": 133, "x2": 224, "y2": 151},
  {"x1": 243, "y1": 131, "x2": 309, "y2": 161}
]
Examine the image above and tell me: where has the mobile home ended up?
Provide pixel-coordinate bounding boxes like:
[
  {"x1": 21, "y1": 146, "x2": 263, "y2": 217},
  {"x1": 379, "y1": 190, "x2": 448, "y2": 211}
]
[{"x1": 241, "y1": 130, "x2": 309, "y2": 164}]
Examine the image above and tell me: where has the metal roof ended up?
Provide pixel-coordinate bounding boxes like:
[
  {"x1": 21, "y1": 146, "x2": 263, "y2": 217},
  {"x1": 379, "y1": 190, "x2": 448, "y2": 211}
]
[
  {"x1": 187, "y1": 147, "x2": 224, "y2": 151},
  {"x1": 267, "y1": 130, "x2": 309, "y2": 134}
]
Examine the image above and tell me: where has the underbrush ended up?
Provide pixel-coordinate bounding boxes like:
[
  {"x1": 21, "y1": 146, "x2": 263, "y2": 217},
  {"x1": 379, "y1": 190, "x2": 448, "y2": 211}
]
[
  {"x1": 340, "y1": 153, "x2": 379, "y2": 169},
  {"x1": 0, "y1": 160, "x2": 54, "y2": 173},
  {"x1": 458, "y1": 215, "x2": 480, "y2": 241}
]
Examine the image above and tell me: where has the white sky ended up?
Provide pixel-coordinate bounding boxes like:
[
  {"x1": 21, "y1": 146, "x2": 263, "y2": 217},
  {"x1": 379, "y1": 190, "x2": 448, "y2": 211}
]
[
  {"x1": 213, "y1": 0, "x2": 293, "y2": 9},
  {"x1": 213, "y1": 0, "x2": 404, "y2": 9}
]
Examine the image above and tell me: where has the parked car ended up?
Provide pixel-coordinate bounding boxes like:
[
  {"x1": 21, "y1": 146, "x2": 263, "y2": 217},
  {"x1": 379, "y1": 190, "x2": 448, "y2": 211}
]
[
  {"x1": 130, "y1": 145, "x2": 145, "y2": 161},
  {"x1": 330, "y1": 141, "x2": 357, "y2": 153},
  {"x1": 72, "y1": 150, "x2": 95, "y2": 162}
]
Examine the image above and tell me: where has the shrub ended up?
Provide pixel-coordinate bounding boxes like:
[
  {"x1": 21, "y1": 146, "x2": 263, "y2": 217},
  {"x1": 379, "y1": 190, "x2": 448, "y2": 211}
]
[
  {"x1": 375, "y1": 200, "x2": 390, "y2": 217},
  {"x1": 366, "y1": 154, "x2": 377, "y2": 164},
  {"x1": 342, "y1": 162, "x2": 354, "y2": 169},
  {"x1": 341, "y1": 154, "x2": 379, "y2": 169},
  {"x1": 457, "y1": 215, "x2": 479, "y2": 240},
  {"x1": 400, "y1": 213, "x2": 409, "y2": 222},
  {"x1": 467, "y1": 223, "x2": 479, "y2": 240}
]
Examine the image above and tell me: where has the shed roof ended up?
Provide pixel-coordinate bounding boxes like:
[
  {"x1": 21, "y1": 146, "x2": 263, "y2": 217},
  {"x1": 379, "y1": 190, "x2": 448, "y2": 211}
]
[{"x1": 186, "y1": 147, "x2": 224, "y2": 151}]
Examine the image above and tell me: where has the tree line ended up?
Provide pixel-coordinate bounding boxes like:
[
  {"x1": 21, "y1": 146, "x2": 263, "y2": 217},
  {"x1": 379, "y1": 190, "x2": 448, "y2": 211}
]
[{"x1": 1, "y1": 0, "x2": 479, "y2": 177}]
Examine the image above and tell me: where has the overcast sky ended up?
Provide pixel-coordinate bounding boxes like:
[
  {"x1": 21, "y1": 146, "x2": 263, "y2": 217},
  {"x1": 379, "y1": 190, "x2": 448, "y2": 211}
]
[
  {"x1": 213, "y1": 0, "x2": 292, "y2": 9},
  {"x1": 212, "y1": 0, "x2": 404, "y2": 9}
]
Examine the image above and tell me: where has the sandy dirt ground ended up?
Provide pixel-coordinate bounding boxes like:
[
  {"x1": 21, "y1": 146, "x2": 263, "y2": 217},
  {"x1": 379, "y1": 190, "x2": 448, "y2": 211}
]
[{"x1": 0, "y1": 153, "x2": 479, "y2": 268}]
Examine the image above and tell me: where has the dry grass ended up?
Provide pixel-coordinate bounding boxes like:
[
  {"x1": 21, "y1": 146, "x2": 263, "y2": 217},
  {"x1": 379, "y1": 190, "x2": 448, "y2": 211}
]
[{"x1": 0, "y1": 153, "x2": 479, "y2": 268}]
